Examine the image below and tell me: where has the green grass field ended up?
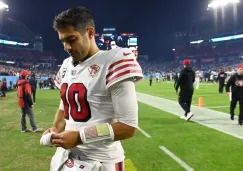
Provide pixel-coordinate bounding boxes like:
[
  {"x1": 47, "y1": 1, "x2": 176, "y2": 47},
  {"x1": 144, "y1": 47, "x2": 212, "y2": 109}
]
[{"x1": 0, "y1": 80, "x2": 242, "y2": 171}]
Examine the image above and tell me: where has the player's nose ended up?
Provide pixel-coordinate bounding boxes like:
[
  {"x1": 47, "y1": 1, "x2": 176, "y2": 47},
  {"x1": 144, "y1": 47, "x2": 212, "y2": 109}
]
[{"x1": 64, "y1": 43, "x2": 72, "y2": 52}]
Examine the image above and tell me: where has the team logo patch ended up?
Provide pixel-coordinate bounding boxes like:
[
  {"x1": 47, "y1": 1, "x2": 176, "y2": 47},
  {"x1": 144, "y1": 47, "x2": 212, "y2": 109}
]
[
  {"x1": 235, "y1": 80, "x2": 243, "y2": 87},
  {"x1": 88, "y1": 64, "x2": 100, "y2": 77},
  {"x1": 65, "y1": 159, "x2": 74, "y2": 168},
  {"x1": 62, "y1": 68, "x2": 67, "y2": 78},
  {"x1": 79, "y1": 165, "x2": 85, "y2": 169}
]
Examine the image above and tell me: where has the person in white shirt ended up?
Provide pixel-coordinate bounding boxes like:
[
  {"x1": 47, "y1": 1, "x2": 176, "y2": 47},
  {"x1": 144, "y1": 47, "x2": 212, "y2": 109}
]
[
  {"x1": 195, "y1": 70, "x2": 200, "y2": 89},
  {"x1": 155, "y1": 72, "x2": 160, "y2": 83}
]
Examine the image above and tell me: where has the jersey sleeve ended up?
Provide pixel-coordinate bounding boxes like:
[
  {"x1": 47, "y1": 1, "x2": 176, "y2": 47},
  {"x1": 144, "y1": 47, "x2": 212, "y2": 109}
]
[
  {"x1": 109, "y1": 78, "x2": 138, "y2": 128},
  {"x1": 54, "y1": 69, "x2": 62, "y2": 89},
  {"x1": 105, "y1": 48, "x2": 143, "y2": 89},
  {"x1": 54, "y1": 58, "x2": 69, "y2": 89}
]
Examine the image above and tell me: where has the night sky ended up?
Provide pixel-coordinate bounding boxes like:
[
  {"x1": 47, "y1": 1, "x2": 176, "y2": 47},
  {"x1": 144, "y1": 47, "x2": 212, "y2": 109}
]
[{"x1": 4, "y1": 0, "x2": 207, "y2": 63}]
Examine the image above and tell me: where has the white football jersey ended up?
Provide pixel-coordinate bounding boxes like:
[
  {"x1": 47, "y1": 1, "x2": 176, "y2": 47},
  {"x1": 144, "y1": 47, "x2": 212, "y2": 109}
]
[
  {"x1": 226, "y1": 71, "x2": 235, "y2": 81},
  {"x1": 55, "y1": 48, "x2": 143, "y2": 163},
  {"x1": 195, "y1": 71, "x2": 200, "y2": 78},
  {"x1": 156, "y1": 73, "x2": 160, "y2": 78},
  {"x1": 226, "y1": 71, "x2": 234, "y2": 77}
]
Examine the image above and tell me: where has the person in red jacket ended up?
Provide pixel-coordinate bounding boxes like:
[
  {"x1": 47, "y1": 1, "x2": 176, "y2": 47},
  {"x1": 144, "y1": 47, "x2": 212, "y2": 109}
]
[{"x1": 17, "y1": 70, "x2": 43, "y2": 133}]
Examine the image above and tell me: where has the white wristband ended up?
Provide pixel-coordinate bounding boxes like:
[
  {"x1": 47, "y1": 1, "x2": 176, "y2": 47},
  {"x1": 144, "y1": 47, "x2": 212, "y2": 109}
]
[
  {"x1": 40, "y1": 133, "x2": 54, "y2": 146},
  {"x1": 80, "y1": 123, "x2": 114, "y2": 144}
]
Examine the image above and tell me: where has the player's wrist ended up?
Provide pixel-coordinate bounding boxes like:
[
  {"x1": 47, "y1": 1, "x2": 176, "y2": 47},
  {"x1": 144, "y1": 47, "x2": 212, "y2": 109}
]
[
  {"x1": 76, "y1": 131, "x2": 83, "y2": 145},
  {"x1": 50, "y1": 126, "x2": 60, "y2": 133},
  {"x1": 79, "y1": 123, "x2": 114, "y2": 145}
]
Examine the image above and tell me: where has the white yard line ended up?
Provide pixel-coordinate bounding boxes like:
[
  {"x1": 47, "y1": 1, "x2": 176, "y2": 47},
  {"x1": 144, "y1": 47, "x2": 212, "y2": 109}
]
[
  {"x1": 138, "y1": 127, "x2": 151, "y2": 138},
  {"x1": 206, "y1": 106, "x2": 230, "y2": 109},
  {"x1": 159, "y1": 146, "x2": 194, "y2": 171},
  {"x1": 193, "y1": 94, "x2": 218, "y2": 97}
]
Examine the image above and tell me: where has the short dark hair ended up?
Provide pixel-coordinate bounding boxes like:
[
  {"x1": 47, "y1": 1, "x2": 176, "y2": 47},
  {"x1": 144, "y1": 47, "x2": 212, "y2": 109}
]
[{"x1": 53, "y1": 6, "x2": 95, "y2": 34}]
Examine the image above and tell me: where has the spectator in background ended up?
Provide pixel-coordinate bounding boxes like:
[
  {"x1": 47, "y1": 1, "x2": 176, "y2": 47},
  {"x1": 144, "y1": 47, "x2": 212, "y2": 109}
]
[
  {"x1": 149, "y1": 73, "x2": 153, "y2": 86},
  {"x1": 17, "y1": 70, "x2": 42, "y2": 132},
  {"x1": 217, "y1": 68, "x2": 227, "y2": 94},
  {"x1": 226, "y1": 64, "x2": 243, "y2": 124},
  {"x1": 175, "y1": 59, "x2": 195, "y2": 121},
  {"x1": 1, "y1": 78, "x2": 7, "y2": 99}
]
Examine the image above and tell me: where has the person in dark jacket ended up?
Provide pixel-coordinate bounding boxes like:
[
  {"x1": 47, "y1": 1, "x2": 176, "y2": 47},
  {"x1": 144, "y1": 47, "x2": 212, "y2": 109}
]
[
  {"x1": 29, "y1": 75, "x2": 37, "y2": 104},
  {"x1": 217, "y1": 68, "x2": 227, "y2": 94},
  {"x1": 1, "y1": 78, "x2": 7, "y2": 99},
  {"x1": 149, "y1": 73, "x2": 153, "y2": 86},
  {"x1": 226, "y1": 64, "x2": 243, "y2": 124},
  {"x1": 175, "y1": 59, "x2": 195, "y2": 121},
  {"x1": 17, "y1": 70, "x2": 42, "y2": 132}
]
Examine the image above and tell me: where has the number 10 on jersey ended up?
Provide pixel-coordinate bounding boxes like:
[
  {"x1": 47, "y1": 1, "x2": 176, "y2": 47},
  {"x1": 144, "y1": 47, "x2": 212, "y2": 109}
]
[{"x1": 61, "y1": 83, "x2": 91, "y2": 122}]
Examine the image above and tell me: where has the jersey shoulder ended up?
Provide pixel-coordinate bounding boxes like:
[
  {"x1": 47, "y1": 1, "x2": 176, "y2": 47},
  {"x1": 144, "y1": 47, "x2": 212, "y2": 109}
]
[{"x1": 104, "y1": 48, "x2": 143, "y2": 89}]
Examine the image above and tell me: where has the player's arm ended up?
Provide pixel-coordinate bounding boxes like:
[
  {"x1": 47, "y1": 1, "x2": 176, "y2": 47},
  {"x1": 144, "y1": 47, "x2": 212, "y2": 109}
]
[
  {"x1": 42, "y1": 101, "x2": 66, "y2": 136},
  {"x1": 24, "y1": 83, "x2": 33, "y2": 106},
  {"x1": 75, "y1": 80, "x2": 138, "y2": 144},
  {"x1": 52, "y1": 100, "x2": 66, "y2": 133},
  {"x1": 175, "y1": 70, "x2": 183, "y2": 90},
  {"x1": 51, "y1": 109, "x2": 65, "y2": 133},
  {"x1": 53, "y1": 100, "x2": 66, "y2": 132},
  {"x1": 43, "y1": 63, "x2": 66, "y2": 136},
  {"x1": 109, "y1": 78, "x2": 138, "y2": 140}
]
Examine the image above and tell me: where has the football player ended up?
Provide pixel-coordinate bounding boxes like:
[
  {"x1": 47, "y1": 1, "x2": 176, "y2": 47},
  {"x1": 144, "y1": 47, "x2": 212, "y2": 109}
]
[
  {"x1": 155, "y1": 72, "x2": 160, "y2": 83},
  {"x1": 195, "y1": 70, "x2": 200, "y2": 90},
  {"x1": 225, "y1": 67, "x2": 235, "y2": 84},
  {"x1": 41, "y1": 6, "x2": 143, "y2": 171}
]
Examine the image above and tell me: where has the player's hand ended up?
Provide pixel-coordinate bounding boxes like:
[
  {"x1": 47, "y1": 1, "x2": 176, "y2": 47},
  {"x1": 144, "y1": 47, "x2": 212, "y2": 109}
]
[
  {"x1": 226, "y1": 92, "x2": 230, "y2": 96},
  {"x1": 42, "y1": 127, "x2": 58, "y2": 136},
  {"x1": 51, "y1": 130, "x2": 82, "y2": 149}
]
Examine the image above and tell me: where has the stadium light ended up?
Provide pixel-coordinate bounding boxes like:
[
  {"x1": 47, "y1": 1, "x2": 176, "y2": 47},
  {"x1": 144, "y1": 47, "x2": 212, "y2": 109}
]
[
  {"x1": 0, "y1": 2, "x2": 8, "y2": 10},
  {"x1": 190, "y1": 40, "x2": 204, "y2": 44},
  {"x1": 172, "y1": 49, "x2": 175, "y2": 51},
  {"x1": 208, "y1": 0, "x2": 240, "y2": 9}
]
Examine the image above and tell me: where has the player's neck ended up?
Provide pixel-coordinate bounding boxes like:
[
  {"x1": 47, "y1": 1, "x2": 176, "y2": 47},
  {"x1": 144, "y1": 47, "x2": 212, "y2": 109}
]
[
  {"x1": 73, "y1": 46, "x2": 100, "y2": 66},
  {"x1": 82, "y1": 47, "x2": 100, "y2": 62},
  {"x1": 87, "y1": 46, "x2": 100, "y2": 60}
]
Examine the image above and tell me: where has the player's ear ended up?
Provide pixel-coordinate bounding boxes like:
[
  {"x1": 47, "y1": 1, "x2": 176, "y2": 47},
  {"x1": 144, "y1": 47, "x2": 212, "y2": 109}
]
[{"x1": 87, "y1": 27, "x2": 95, "y2": 39}]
